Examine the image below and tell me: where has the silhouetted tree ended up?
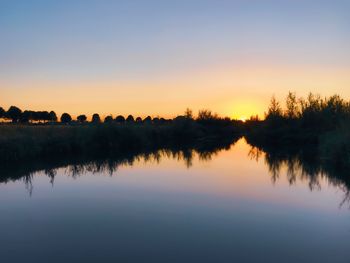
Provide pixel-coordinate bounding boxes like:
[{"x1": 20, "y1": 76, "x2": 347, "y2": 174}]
[
  {"x1": 153, "y1": 117, "x2": 160, "y2": 124},
  {"x1": 285, "y1": 92, "x2": 299, "y2": 119},
  {"x1": 126, "y1": 115, "x2": 134, "y2": 123},
  {"x1": 115, "y1": 115, "x2": 125, "y2": 123},
  {"x1": 77, "y1": 115, "x2": 87, "y2": 123},
  {"x1": 185, "y1": 108, "x2": 193, "y2": 119},
  {"x1": 144, "y1": 116, "x2": 152, "y2": 123},
  {"x1": 92, "y1": 113, "x2": 101, "y2": 123},
  {"x1": 40, "y1": 111, "x2": 50, "y2": 122},
  {"x1": 104, "y1": 115, "x2": 113, "y2": 123},
  {"x1": 0, "y1": 107, "x2": 5, "y2": 119},
  {"x1": 266, "y1": 96, "x2": 283, "y2": 120},
  {"x1": 136, "y1": 117, "x2": 142, "y2": 123},
  {"x1": 197, "y1": 110, "x2": 218, "y2": 123},
  {"x1": 29, "y1": 111, "x2": 38, "y2": 122},
  {"x1": 20, "y1": 110, "x2": 32, "y2": 123},
  {"x1": 49, "y1": 111, "x2": 57, "y2": 122},
  {"x1": 7, "y1": 106, "x2": 22, "y2": 123},
  {"x1": 61, "y1": 113, "x2": 72, "y2": 124},
  {"x1": 249, "y1": 115, "x2": 260, "y2": 121}
]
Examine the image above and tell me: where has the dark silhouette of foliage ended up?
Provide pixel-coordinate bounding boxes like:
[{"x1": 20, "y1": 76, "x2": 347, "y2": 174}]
[
  {"x1": 77, "y1": 115, "x2": 87, "y2": 123},
  {"x1": 197, "y1": 110, "x2": 217, "y2": 122},
  {"x1": 104, "y1": 115, "x2": 113, "y2": 123},
  {"x1": 266, "y1": 96, "x2": 283, "y2": 120},
  {"x1": 7, "y1": 106, "x2": 22, "y2": 123},
  {"x1": 196, "y1": 109, "x2": 232, "y2": 128},
  {"x1": 173, "y1": 115, "x2": 187, "y2": 123},
  {"x1": 185, "y1": 108, "x2": 193, "y2": 120},
  {"x1": 153, "y1": 117, "x2": 160, "y2": 124},
  {"x1": 92, "y1": 113, "x2": 101, "y2": 123},
  {"x1": 285, "y1": 92, "x2": 299, "y2": 119},
  {"x1": 0, "y1": 107, "x2": 5, "y2": 118},
  {"x1": 0, "y1": 117, "x2": 242, "y2": 164},
  {"x1": 115, "y1": 115, "x2": 125, "y2": 123},
  {"x1": 61, "y1": 113, "x2": 72, "y2": 124},
  {"x1": 144, "y1": 116, "x2": 152, "y2": 123},
  {"x1": 246, "y1": 92, "x2": 350, "y2": 168},
  {"x1": 20, "y1": 111, "x2": 31, "y2": 123},
  {"x1": 40, "y1": 111, "x2": 50, "y2": 122},
  {"x1": 126, "y1": 115, "x2": 134, "y2": 122},
  {"x1": 49, "y1": 111, "x2": 57, "y2": 122},
  {"x1": 13, "y1": 110, "x2": 57, "y2": 123},
  {"x1": 0, "y1": 92, "x2": 349, "y2": 170}
]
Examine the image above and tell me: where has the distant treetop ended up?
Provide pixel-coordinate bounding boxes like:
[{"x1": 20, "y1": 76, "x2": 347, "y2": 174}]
[
  {"x1": 77, "y1": 115, "x2": 87, "y2": 123},
  {"x1": 92, "y1": 113, "x2": 101, "y2": 123},
  {"x1": 61, "y1": 113, "x2": 72, "y2": 124}
]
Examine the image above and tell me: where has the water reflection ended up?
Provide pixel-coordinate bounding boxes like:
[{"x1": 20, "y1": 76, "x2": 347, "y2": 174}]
[
  {"x1": 1, "y1": 139, "x2": 349, "y2": 263},
  {"x1": 248, "y1": 144, "x2": 350, "y2": 207},
  {"x1": 1, "y1": 137, "x2": 350, "y2": 207},
  {"x1": 0, "y1": 139, "x2": 236, "y2": 194}
]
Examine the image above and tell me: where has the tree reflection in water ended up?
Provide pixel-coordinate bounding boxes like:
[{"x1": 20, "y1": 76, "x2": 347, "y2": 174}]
[
  {"x1": 1, "y1": 137, "x2": 349, "y2": 207},
  {"x1": 0, "y1": 139, "x2": 236, "y2": 196},
  {"x1": 248, "y1": 145, "x2": 350, "y2": 208}
]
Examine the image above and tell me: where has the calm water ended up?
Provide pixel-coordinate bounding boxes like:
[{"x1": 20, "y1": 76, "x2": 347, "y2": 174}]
[{"x1": 0, "y1": 139, "x2": 349, "y2": 263}]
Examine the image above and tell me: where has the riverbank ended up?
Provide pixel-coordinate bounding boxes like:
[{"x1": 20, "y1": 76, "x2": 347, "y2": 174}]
[
  {"x1": 244, "y1": 93, "x2": 350, "y2": 169},
  {"x1": 0, "y1": 120, "x2": 242, "y2": 164}
]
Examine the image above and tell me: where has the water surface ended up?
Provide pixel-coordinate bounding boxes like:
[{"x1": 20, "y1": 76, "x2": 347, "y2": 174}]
[{"x1": 0, "y1": 139, "x2": 349, "y2": 262}]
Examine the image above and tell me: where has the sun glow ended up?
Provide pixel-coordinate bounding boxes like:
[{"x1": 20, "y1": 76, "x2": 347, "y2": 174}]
[{"x1": 239, "y1": 117, "x2": 247, "y2": 122}]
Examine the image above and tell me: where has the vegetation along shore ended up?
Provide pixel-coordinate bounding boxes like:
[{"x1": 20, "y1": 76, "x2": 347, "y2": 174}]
[{"x1": 1, "y1": 92, "x2": 349, "y2": 169}]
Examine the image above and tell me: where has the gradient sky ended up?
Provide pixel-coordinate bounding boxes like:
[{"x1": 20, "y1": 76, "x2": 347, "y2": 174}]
[{"x1": 1, "y1": 0, "x2": 349, "y2": 119}]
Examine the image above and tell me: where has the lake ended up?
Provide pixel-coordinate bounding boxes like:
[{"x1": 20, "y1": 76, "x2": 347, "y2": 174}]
[{"x1": 0, "y1": 138, "x2": 349, "y2": 263}]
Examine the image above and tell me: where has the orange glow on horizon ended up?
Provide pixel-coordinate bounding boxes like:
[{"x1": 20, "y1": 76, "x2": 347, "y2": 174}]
[{"x1": 1, "y1": 65, "x2": 349, "y2": 119}]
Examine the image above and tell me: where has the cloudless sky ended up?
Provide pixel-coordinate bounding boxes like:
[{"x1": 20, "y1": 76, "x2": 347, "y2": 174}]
[{"x1": 1, "y1": 0, "x2": 349, "y2": 119}]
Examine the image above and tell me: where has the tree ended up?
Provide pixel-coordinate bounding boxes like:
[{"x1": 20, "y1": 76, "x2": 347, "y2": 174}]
[
  {"x1": 20, "y1": 111, "x2": 32, "y2": 123},
  {"x1": 115, "y1": 115, "x2": 125, "y2": 123},
  {"x1": 77, "y1": 114, "x2": 87, "y2": 123},
  {"x1": 40, "y1": 111, "x2": 50, "y2": 122},
  {"x1": 143, "y1": 116, "x2": 152, "y2": 123},
  {"x1": 104, "y1": 115, "x2": 113, "y2": 123},
  {"x1": 285, "y1": 92, "x2": 299, "y2": 119},
  {"x1": 197, "y1": 109, "x2": 217, "y2": 121},
  {"x1": 153, "y1": 117, "x2": 160, "y2": 124},
  {"x1": 126, "y1": 115, "x2": 134, "y2": 123},
  {"x1": 0, "y1": 107, "x2": 5, "y2": 119},
  {"x1": 136, "y1": 117, "x2": 142, "y2": 123},
  {"x1": 92, "y1": 113, "x2": 101, "y2": 123},
  {"x1": 30, "y1": 111, "x2": 38, "y2": 122},
  {"x1": 7, "y1": 106, "x2": 22, "y2": 123},
  {"x1": 185, "y1": 108, "x2": 193, "y2": 119},
  {"x1": 266, "y1": 96, "x2": 283, "y2": 120},
  {"x1": 49, "y1": 111, "x2": 57, "y2": 122},
  {"x1": 61, "y1": 113, "x2": 72, "y2": 124}
]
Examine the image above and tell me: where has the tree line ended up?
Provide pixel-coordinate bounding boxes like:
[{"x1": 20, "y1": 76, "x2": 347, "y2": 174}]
[
  {"x1": 245, "y1": 92, "x2": 350, "y2": 139},
  {"x1": 262, "y1": 92, "x2": 350, "y2": 133},
  {"x1": 0, "y1": 106, "x2": 237, "y2": 126},
  {"x1": 0, "y1": 106, "x2": 58, "y2": 123},
  {"x1": 245, "y1": 92, "x2": 350, "y2": 168}
]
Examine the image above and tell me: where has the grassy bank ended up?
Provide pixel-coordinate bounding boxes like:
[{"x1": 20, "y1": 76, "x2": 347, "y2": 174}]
[{"x1": 0, "y1": 119, "x2": 242, "y2": 164}]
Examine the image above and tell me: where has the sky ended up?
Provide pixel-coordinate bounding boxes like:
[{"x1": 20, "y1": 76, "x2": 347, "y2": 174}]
[{"x1": 1, "y1": 0, "x2": 349, "y2": 119}]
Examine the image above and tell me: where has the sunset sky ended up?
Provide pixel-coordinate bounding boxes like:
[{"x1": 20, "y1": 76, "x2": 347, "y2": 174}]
[{"x1": 1, "y1": 0, "x2": 349, "y2": 119}]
